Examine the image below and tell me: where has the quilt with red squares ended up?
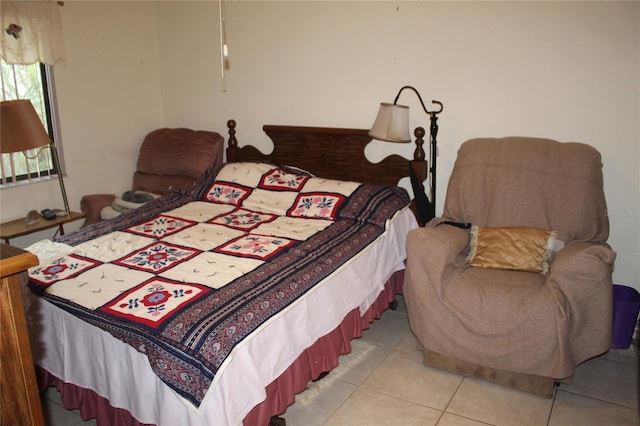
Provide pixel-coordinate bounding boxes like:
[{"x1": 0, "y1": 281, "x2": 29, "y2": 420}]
[{"x1": 28, "y1": 162, "x2": 410, "y2": 407}]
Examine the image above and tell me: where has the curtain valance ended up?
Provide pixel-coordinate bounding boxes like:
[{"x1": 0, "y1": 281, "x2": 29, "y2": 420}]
[{"x1": 0, "y1": 0, "x2": 65, "y2": 65}]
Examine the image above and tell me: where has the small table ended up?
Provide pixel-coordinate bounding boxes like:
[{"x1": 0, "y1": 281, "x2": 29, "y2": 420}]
[{"x1": 0, "y1": 211, "x2": 85, "y2": 245}]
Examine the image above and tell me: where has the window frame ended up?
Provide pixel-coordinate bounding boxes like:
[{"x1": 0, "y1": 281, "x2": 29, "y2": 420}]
[
  {"x1": 42, "y1": 62, "x2": 65, "y2": 177},
  {"x1": 0, "y1": 60, "x2": 64, "y2": 188}
]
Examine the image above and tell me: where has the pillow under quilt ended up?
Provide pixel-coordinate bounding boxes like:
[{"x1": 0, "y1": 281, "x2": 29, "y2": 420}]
[
  {"x1": 199, "y1": 162, "x2": 410, "y2": 227},
  {"x1": 200, "y1": 162, "x2": 360, "y2": 220}
]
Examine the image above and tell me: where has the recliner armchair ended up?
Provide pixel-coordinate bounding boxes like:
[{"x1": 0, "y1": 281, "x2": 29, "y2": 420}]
[
  {"x1": 404, "y1": 136, "x2": 616, "y2": 397},
  {"x1": 80, "y1": 128, "x2": 224, "y2": 227}
]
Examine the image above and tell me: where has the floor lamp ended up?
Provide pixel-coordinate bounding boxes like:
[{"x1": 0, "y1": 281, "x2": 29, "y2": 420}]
[
  {"x1": 368, "y1": 86, "x2": 443, "y2": 225},
  {"x1": 1, "y1": 99, "x2": 70, "y2": 222}
]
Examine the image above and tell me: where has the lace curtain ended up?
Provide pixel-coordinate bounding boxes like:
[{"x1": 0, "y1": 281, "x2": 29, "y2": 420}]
[{"x1": 0, "y1": 0, "x2": 65, "y2": 65}]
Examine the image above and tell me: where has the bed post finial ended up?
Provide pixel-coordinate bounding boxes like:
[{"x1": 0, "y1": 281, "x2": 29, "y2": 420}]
[
  {"x1": 227, "y1": 120, "x2": 237, "y2": 148},
  {"x1": 226, "y1": 119, "x2": 237, "y2": 162}
]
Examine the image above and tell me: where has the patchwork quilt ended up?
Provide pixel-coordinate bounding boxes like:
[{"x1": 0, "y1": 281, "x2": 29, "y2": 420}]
[{"x1": 28, "y1": 162, "x2": 410, "y2": 407}]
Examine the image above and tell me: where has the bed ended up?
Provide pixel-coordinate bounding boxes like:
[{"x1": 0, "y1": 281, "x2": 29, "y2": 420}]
[{"x1": 26, "y1": 120, "x2": 427, "y2": 426}]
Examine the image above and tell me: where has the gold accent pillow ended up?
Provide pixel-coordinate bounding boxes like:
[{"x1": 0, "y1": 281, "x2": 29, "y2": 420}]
[{"x1": 466, "y1": 226, "x2": 558, "y2": 274}]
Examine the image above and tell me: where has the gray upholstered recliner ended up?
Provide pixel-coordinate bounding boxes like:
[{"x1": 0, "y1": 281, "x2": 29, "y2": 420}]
[
  {"x1": 80, "y1": 128, "x2": 224, "y2": 226},
  {"x1": 404, "y1": 137, "x2": 616, "y2": 397}
]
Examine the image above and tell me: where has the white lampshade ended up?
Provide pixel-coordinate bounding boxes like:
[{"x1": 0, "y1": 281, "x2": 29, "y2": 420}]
[{"x1": 368, "y1": 102, "x2": 411, "y2": 143}]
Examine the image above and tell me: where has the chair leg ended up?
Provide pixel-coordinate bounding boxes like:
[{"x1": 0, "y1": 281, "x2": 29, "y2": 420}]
[
  {"x1": 270, "y1": 415, "x2": 286, "y2": 426},
  {"x1": 388, "y1": 299, "x2": 399, "y2": 310}
]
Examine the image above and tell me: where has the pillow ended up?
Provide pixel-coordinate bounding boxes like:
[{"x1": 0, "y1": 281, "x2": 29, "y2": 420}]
[
  {"x1": 122, "y1": 190, "x2": 156, "y2": 204},
  {"x1": 111, "y1": 191, "x2": 161, "y2": 213},
  {"x1": 465, "y1": 225, "x2": 560, "y2": 274}
]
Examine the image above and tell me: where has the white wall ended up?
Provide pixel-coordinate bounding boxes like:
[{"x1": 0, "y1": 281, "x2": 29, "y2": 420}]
[
  {"x1": 1, "y1": 1, "x2": 637, "y2": 291},
  {"x1": 156, "y1": 1, "x2": 640, "y2": 289},
  {"x1": 1, "y1": 1, "x2": 164, "y2": 245}
]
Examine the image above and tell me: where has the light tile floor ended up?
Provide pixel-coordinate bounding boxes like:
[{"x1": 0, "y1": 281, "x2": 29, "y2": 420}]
[{"x1": 41, "y1": 296, "x2": 639, "y2": 426}]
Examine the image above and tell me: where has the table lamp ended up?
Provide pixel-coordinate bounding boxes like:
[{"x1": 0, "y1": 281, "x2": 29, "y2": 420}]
[{"x1": 1, "y1": 99, "x2": 70, "y2": 223}]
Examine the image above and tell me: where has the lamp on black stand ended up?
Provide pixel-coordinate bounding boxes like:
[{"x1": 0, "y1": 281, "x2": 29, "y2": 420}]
[{"x1": 368, "y1": 86, "x2": 443, "y2": 225}]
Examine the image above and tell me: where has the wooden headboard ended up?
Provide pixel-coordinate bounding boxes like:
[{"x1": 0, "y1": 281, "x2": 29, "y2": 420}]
[{"x1": 225, "y1": 119, "x2": 427, "y2": 189}]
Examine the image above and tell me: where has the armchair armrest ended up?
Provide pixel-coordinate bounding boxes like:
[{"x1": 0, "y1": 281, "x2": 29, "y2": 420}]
[
  {"x1": 406, "y1": 224, "x2": 471, "y2": 284},
  {"x1": 80, "y1": 194, "x2": 115, "y2": 227},
  {"x1": 545, "y1": 241, "x2": 617, "y2": 358},
  {"x1": 407, "y1": 224, "x2": 470, "y2": 262},
  {"x1": 547, "y1": 241, "x2": 616, "y2": 293},
  {"x1": 404, "y1": 223, "x2": 471, "y2": 340}
]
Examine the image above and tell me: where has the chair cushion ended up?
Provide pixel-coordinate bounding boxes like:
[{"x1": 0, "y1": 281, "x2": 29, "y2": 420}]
[{"x1": 466, "y1": 225, "x2": 559, "y2": 273}]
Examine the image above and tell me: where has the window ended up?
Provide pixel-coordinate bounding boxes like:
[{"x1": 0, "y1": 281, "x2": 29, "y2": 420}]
[{"x1": 0, "y1": 58, "x2": 62, "y2": 187}]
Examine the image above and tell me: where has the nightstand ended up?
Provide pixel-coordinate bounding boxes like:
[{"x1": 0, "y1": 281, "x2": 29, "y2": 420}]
[{"x1": 0, "y1": 211, "x2": 85, "y2": 245}]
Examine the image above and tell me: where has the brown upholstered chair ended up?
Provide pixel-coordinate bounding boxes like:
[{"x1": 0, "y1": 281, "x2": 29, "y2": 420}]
[
  {"x1": 80, "y1": 128, "x2": 224, "y2": 227},
  {"x1": 404, "y1": 137, "x2": 616, "y2": 397}
]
